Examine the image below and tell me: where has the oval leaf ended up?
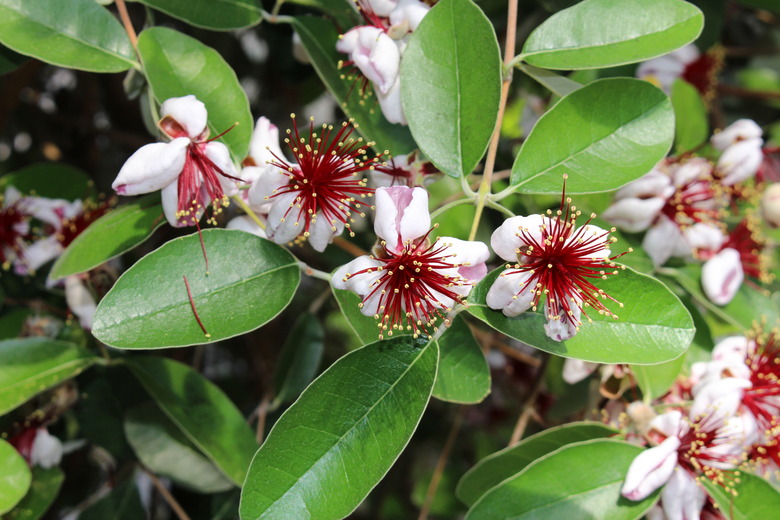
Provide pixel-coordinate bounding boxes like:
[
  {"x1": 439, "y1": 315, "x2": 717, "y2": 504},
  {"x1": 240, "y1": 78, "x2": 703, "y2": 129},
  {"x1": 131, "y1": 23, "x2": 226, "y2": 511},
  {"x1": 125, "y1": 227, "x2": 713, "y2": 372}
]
[
  {"x1": 138, "y1": 27, "x2": 252, "y2": 159},
  {"x1": 3, "y1": 466, "x2": 64, "y2": 520},
  {"x1": 0, "y1": 0, "x2": 136, "y2": 72},
  {"x1": 400, "y1": 0, "x2": 501, "y2": 177},
  {"x1": 289, "y1": 16, "x2": 416, "y2": 156},
  {"x1": 50, "y1": 193, "x2": 165, "y2": 280},
  {"x1": 510, "y1": 78, "x2": 674, "y2": 194},
  {"x1": 465, "y1": 439, "x2": 657, "y2": 520},
  {"x1": 433, "y1": 314, "x2": 490, "y2": 404},
  {"x1": 702, "y1": 471, "x2": 780, "y2": 520},
  {"x1": 272, "y1": 314, "x2": 324, "y2": 408},
  {"x1": 0, "y1": 439, "x2": 32, "y2": 515},
  {"x1": 0, "y1": 338, "x2": 99, "y2": 415},
  {"x1": 520, "y1": 0, "x2": 703, "y2": 70},
  {"x1": 456, "y1": 422, "x2": 618, "y2": 506},
  {"x1": 92, "y1": 229, "x2": 300, "y2": 349},
  {"x1": 239, "y1": 336, "x2": 438, "y2": 520},
  {"x1": 124, "y1": 402, "x2": 234, "y2": 493},
  {"x1": 127, "y1": 356, "x2": 257, "y2": 486},
  {"x1": 630, "y1": 354, "x2": 686, "y2": 402},
  {"x1": 467, "y1": 267, "x2": 694, "y2": 364},
  {"x1": 0, "y1": 163, "x2": 93, "y2": 201},
  {"x1": 137, "y1": 0, "x2": 261, "y2": 30},
  {"x1": 671, "y1": 78, "x2": 708, "y2": 154}
]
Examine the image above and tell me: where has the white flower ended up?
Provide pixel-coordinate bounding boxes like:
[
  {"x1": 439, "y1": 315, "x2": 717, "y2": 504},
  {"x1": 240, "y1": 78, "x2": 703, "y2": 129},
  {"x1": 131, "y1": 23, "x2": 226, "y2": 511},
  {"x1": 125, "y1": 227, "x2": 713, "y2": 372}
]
[
  {"x1": 711, "y1": 119, "x2": 763, "y2": 151},
  {"x1": 337, "y1": 27, "x2": 401, "y2": 96},
  {"x1": 636, "y1": 44, "x2": 700, "y2": 93},
  {"x1": 65, "y1": 275, "x2": 98, "y2": 330},
  {"x1": 112, "y1": 95, "x2": 241, "y2": 228},
  {"x1": 333, "y1": 186, "x2": 488, "y2": 338},
  {"x1": 717, "y1": 137, "x2": 764, "y2": 186},
  {"x1": 701, "y1": 247, "x2": 743, "y2": 305},
  {"x1": 30, "y1": 428, "x2": 63, "y2": 469}
]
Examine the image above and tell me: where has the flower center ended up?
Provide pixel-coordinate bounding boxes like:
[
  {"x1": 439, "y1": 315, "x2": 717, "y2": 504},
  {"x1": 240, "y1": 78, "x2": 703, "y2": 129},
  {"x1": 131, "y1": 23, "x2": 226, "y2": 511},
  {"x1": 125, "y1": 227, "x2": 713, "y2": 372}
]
[
  {"x1": 54, "y1": 198, "x2": 115, "y2": 248},
  {"x1": 742, "y1": 330, "x2": 780, "y2": 433},
  {"x1": 0, "y1": 197, "x2": 31, "y2": 268},
  {"x1": 722, "y1": 217, "x2": 773, "y2": 284},
  {"x1": 660, "y1": 171, "x2": 721, "y2": 228}
]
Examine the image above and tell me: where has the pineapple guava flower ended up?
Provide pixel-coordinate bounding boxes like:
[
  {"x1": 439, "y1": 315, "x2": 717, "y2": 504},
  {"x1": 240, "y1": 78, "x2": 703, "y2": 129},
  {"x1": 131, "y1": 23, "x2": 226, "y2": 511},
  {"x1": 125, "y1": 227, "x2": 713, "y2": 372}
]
[
  {"x1": 370, "y1": 151, "x2": 439, "y2": 188},
  {"x1": 0, "y1": 186, "x2": 33, "y2": 270},
  {"x1": 10, "y1": 427, "x2": 63, "y2": 469},
  {"x1": 636, "y1": 44, "x2": 723, "y2": 101},
  {"x1": 247, "y1": 115, "x2": 381, "y2": 251},
  {"x1": 112, "y1": 95, "x2": 241, "y2": 228},
  {"x1": 487, "y1": 179, "x2": 627, "y2": 342},
  {"x1": 333, "y1": 186, "x2": 489, "y2": 338}
]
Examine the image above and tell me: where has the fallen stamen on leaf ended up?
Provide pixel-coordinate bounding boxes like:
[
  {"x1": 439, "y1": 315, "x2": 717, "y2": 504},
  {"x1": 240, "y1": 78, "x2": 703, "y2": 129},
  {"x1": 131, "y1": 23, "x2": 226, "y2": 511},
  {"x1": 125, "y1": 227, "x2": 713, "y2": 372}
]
[{"x1": 183, "y1": 275, "x2": 210, "y2": 339}]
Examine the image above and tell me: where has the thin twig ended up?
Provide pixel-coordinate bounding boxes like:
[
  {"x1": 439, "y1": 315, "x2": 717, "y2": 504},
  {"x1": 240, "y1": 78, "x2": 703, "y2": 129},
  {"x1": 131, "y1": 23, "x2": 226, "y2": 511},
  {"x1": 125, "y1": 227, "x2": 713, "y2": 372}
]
[
  {"x1": 298, "y1": 261, "x2": 333, "y2": 282},
  {"x1": 417, "y1": 407, "x2": 465, "y2": 520},
  {"x1": 470, "y1": 327, "x2": 541, "y2": 367},
  {"x1": 509, "y1": 353, "x2": 549, "y2": 445},
  {"x1": 717, "y1": 84, "x2": 780, "y2": 100},
  {"x1": 333, "y1": 236, "x2": 368, "y2": 257},
  {"x1": 114, "y1": 0, "x2": 139, "y2": 55},
  {"x1": 232, "y1": 194, "x2": 267, "y2": 230},
  {"x1": 142, "y1": 466, "x2": 192, "y2": 520},
  {"x1": 255, "y1": 392, "x2": 273, "y2": 444}
]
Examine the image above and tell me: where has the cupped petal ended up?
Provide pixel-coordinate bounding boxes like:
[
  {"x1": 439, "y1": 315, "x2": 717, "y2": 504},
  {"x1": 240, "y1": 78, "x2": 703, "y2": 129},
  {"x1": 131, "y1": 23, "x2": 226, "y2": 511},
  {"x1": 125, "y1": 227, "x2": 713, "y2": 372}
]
[
  {"x1": 490, "y1": 214, "x2": 545, "y2": 263},
  {"x1": 702, "y1": 248, "x2": 744, "y2": 305},
  {"x1": 366, "y1": 0, "x2": 398, "y2": 16},
  {"x1": 614, "y1": 168, "x2": 673, "y2": 201},
  {"x1": 648, "y1": 411, "x2": 683, "y2": 440},
  {"x1": 602, "y1": 197, "x2": 665, "y2": 233},
  {"x1": 113, "y1": 139, "x2": 189, "y2": 196},
  {"x1": 660, "y1": 468, "x2": 706, "y2": 520},
  {"x1": 621, "y1": 436, "x2": 681, "y2": 501},
  {"x1": 711, "y1": 119, "x2": 763, "y2": 151},
  {"x1": 690, "y1": 377, "x2": 752, "y2": 420},
  {"x1": 30, "y1": 428, "x2": 63, "y2": 469},
  {"x1": 570, "y1": 224, "x2": 611, "y2": 259},
  {"x1": 374, "y1": 186, "x2": 429, "y2": 251},
  {"x1": 65, "y1": 276, "x2": 97, "y2": 329},
  {"x1": 333, "y1": 255, "x2": 384, "y2": 301},
  {"x1": 266, "y1": 192, "x2": 302, "y2": 245},
  {"x1": 205, "y1": 141, "x2": 240, "y2": 196},
  {"x1": 562, "y1": 359, "x2": 599, "y2": 384},
  {"x1": 389, "y1": 0, "x2": 430, "y2": 33},
  {"x1": 161, "y1": 181, "x2": 184, "y2": 228},
  {"x1": 19, "y1": 237, "x2": 62, "y2": 274},
  {"x1": 247, "y1": 166, "x2": 290, "y2": 207},
  {"x1": 643, "y1": 216, "x2": 688, "y2": 267},
  {"x1": 160, "y1": 95, "x2": 208, "y2": 139},
  {"x1": 439, "y1": 236, "x2": 489, "y2": 283},
  {"x1": 307, "y1": 211, "x2": 344, "y2": 252},
  {"x1": 712, "y1": 336, "x2": 750, "y2": 364},
  {"x1": 684, "y1": 223, "x2": 726, "y2": 258},
  {"x1": 376, "y1": 76, "x2": 407, "y2": 125},
  {"x1": 718, "y1": 138, "x2": 764, "y2": 186},
  {"x1": 544, "y1": 300, "x2": 580, "y2": 342},
  {"x1": 249, "y1": 116, "x2": 285, "y2": 165},
  {"x1": 226, "y1": 215, "x2": 267, "y2": 238},
  {"x1": 486, "y1": 270, "x2": 535, "y2": 317},
  {"x1": 343, "y1": 27, "x2": 400, "y2": 95},
  {"x1": 672, "y1": 157, "x2": 712, "y2": 187}
]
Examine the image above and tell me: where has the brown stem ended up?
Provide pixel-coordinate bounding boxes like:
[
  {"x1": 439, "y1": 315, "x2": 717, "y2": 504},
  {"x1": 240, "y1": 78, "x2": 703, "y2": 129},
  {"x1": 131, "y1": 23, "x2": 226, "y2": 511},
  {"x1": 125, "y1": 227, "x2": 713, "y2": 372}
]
[
  {"x1": 470, "y1": 327, "x2": 541, "y2": 367},
  {"x1": 333, "y1": 236, "x2": 368, "y2": 257},
  {"x1": 417, "y1": 407, "x2": 465, "y2": 520},
  {"x1": 114, "y1": 0, "x2": 139, "y2": 55},
  {"x1": 142, "y1": 466, "x2": 192, "y2": 520},
  {"x1": 508, "y1": 354, "x2": 549, "y2": 445},
  {"x1": 717, "y1": 84, "x2": 780, "y2": 100},
  {"x1": 255, "y1": 392, "x2": 273, "y2": 444}
]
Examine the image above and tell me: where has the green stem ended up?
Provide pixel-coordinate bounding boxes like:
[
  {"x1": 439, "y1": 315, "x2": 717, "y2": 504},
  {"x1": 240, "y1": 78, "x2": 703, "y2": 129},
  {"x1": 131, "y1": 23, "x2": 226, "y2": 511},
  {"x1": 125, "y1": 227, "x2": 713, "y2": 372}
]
[
  {"x1": 430, "y1": 197, "x2": 475, "y2": 220},
  {"x1": 298, "y1": 262, "x2": 333, "y2": 282}
]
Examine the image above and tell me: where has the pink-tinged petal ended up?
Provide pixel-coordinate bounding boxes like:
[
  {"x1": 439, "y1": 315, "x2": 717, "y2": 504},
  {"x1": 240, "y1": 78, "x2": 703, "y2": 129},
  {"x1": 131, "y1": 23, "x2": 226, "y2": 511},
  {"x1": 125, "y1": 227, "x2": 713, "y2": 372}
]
[
  {"x1": 389, "y1": 0, "x2": 430, "y2": 32},
  {"x1": 718, "y1": 138, "x2": 764, "y2": 186},
  {"x1": 571, "y1": 224, "x2": 611, "y2": 259},
  {"x1": 660, "y1": 468, "x2": 706, "y2": 520},
  {"x1": 490, "y1": 215, "x2": 545, "y2": 263},
  {"x1": 690, "y1": 377, "x2": 751, "y2": 420},
  {"x1": 644, "y1": 216, "x2": 688, "y2": 267},
  {"x1": 374, "y1": 186, "x2": 430, "y2": 251},
  {"x1": 343, "y1": 27, "x2": 400, "y2": 95},
  {"x1": 24, "y1": 198, "x2": 80, "y2": 228},
  {"x1": 439, "y1": 236, "x2": 489, "y2": 283},
  {"x1": 672, "y1": 157, "x2": 712, "y2": 187},
  {"x1": 621, "y1": 436, "x2": 681, "y2": 501},
  {"x1": 377, "y1": 76, "x2": 406, "y2": 125},
  {"x1": 307, "y1": 211, "x2": 343, "y2": 252},
  {"x1": 20, "y1": 237, "x2": 62, "y2": 274},
  {"x1": 249, "y1": 116, "x2": 284, "y2": 166},
  {"x1": 30, "y1": 428, "x2": 63, "y2": 469},
  {"x1": 602, "y1": 197, "x2": 665, "y2": 233},
  {"x1": 247, "y1": 165, "x2": 289, "y2": 205},
  {"x1": 65, "y1": 276, "x2": 97, "y2": 329},
  {"x1": 702, "y1": 248, "x2": 743, "y2": 305},
  {"x1": 205, "y1": 142, "x2": 239, "y2": 196},
  {"x1": 486, "y1": 270, "x2": 535, "y2": 316},
  {"x1": 333, "y1": 255, "x2": 384, "y2": 296},
  {"x1": 614, "y1": 168, "x2": 673, "y2": 201},
  {"x1": 544, "y1": 300, "x2": 580, "y2": 342},
  {"x1": 648, "y1": 411, "x2": 683, "y2": 440},
  {"x1": 226, "y1": 216, "x2": 267, "y2": 238},
  {"x1": 645, "y1": 505, "x2": 667, "y2": 520},
  {"x1": 712, "y1": 336, "x2": 750, "y2": 364},
  {"x1": 113, "y1": 139, "x2": 188, "y2": 196},
  {"x1": 671, "y1": 43, "x2": 701, "y2": 65},
  {"x1": 562, "y1": 359, "x2": 599, "y2": 384},
  {"x1": 684, "y1": 223, "x2": 725, "y2": 257},
  {"x1": 336, "y1": 29, "x2": 360, "y2": 54},
  {"x1": 711, "y1": 119, "x2": 763, "y2": 151},
  {"x1": 160, "y1": 95, "x2": 208, "y2": 139}
]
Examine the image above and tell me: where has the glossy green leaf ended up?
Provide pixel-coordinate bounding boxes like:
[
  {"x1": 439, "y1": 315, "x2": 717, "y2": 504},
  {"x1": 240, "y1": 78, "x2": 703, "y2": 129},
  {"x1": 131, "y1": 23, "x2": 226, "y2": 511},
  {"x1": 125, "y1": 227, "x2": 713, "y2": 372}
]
[
  {"x1": 400, "y1": 0, "x2": 501, "y2": 178},
  {"x1": 286, "y1": 0, "x2": 360, "y2": 28},
  {"x1": 630, "y1": 354, "x2": 686, "y2": 403},
  {"x1": 457, "y1": 422, "x2": 618, "y2": 506},
  {"x1": 671, "y1": 79, "x2": 708, "y2": 153},
  {"x1": 272, "y1": 314, "x2": 324, "y2": 407},
  {"x1": 518, "y1": 63, "x2": 583, "y2": 98},
  {"x1": 465, "y1": 439, "x2": 657, "y2": 520},
  {"x1": 467, "y1": 267, "x2": 694, "y2": 364},
  {"x1": 124, "y1": 402, "x2": 234, "y2": 493},
  {"x1": 510, "y1": 78, "x2": 674, "y2": 194},
  {"x1": 92, "y1": 230, "x2": 300, "y2": 349},
  {"x1": 0, "y1": 45, "x2": 26, "y2": 75},
  {"x1": 0, "y1": 310, "x2": 33, "y2": 340},
  {"x1": 0, "y1": 163, "x2": 92, "y2": 201},
  {"x1": 0, "y1": 439, "x2": 31, "y2": 515},
  {"x1": 80, "y1": 477, "x2": 144, "y2": 520},
  {"x1": 519, "y1": 0, "x2": 703, "y2": 70},
  {"x1": 0, "y1": 338, "x2": 99, "y2": 415},
  {"x1": 702, "y1": 471, "x2": 780, "y2": 520},
  {"x1": 138, "y1": 27, "x2": 252, "y2": 159},
  {"x1": 239, "y1": 336, "x2": 438, "y2": 520},
  {"x1": 0, "y1": 0, "x2": 136, "y2": 72},
  {"x1": 137, "y1": 0, "x2": 261, "y2": 30},
  {"x1": 3, "y1": 467, "x2": 64, "y2": 520},
  {"x1": 127, "y1": 356, "x2": 257, "y2": 486},
  {"x1": 50, "y1": 193, "x2": 165, "y2": 280},
  {"x1": 289, "y1": 16, "x2": 416, "y2": 156},
  {"x1": 332, "y1": 287, "x2": 406, "y2": 344},
  {"x1": 433, "y1": 315, "x2": 490, "y2": 404}
]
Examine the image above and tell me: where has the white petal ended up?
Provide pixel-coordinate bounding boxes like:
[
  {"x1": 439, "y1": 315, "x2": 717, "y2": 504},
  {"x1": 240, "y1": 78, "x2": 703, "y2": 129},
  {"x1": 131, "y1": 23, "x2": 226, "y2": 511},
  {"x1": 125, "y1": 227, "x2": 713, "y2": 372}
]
[
  {"x1": 672, "y1": 157, "x2": 712, "y2": 187},
  {"x1": 544, "y1": 300, "x2": 580, "y2": 342},
  {"x1": 490, "y1": 214, "x2": 545, "y2": 263},
  {"x1": 684, "y1": 223, "x2": 725, "y2": 255},
  {"x1": 25, "y1": 197, "x2": 80, "y2": 228},
  {"x1": 160, "y1": 180, "x2": 196, "y2": 228},
  {"x1": 614, "y1": 169, "x2": 673, "y2": 201},
  {"x1": 249, "y1": 116, "x2": 285, "y2": 165},
  {"x1": 366, "y1": 0, "x2": 398, "y2": 16},
  {"x1": 389, "y1": 0, "x2": 430, "y2": 32},
  {"x1": 226, "y1": 215, "x2": 267, "y2": 238},
  {"x1": 718, "y1": 138, "x2": 764, "y2": 186},
  {"x1": 376, "y1": 76, "x2": 407, "y2": 125},
  {"x1": 643, "y1": 216, "x2": 687, "y2": 267},
  {"x1": 22, "y1": 237, "x2": 63, "y2": 273},
  {"x1": 702, "y1": 248, "x2": 743, "y2": 305},
  {"x1": 711, "y1": 119, "x2": 763, "y2": 150},
  {"x1": 671, "y1": 44, "x2": 700, "y2": 65},
  {"x1": 562, "y1": 359, "x2": 599, "y2": 384},
  {"x1": 439, "y1": 236, "x2": 489, "y2": 283},
  {"x1": 30, "y1": 429, "x2": 63, "y2": 469},
  {"x1": 113, "y1": 139, "x2": 188, "y2": 196},
  {"x1": 374, "y1": 186, "x2": 429, "y2": 252},
  {"x1": 247, "y1": 165, "x2": 289, "y2": 205},
  {"x1": 355, "y1": 30, "x2": 400, "y2": 94},
  {"x1": 160, "y1": 95, "x2": 207, "y2": 139},
  {"x1": 690, "y1": 377, "x2": 751, "y2": 420},
  {"x1": 333, "y1": 256, "x2": 384, "y2": 298},
  {"x1": 602, "y1": 197, "x2": 665, "y2": 233},
  {"x1": 637, "y1": 55, "x2": 686, "y2": 82},
  {"x1": 307, "y1": 211, "x2": 342, "y2": 252},
  {"x1": 660, "y1": 468, "x2": 706, "y2": 520},
  {"x1": 570, "y1": 224, "x2": 611, "y2": 259},
  {"x1": 266, "y1": 192, "x2": 302, "y2": 244},
  {"x1": 712, "y1": 336, "x2": 750, "y2": 364},
  {"x1": 621, "y1": 436, "x2": 681, "y2": 501},
  {"x1": 648, "y1": 411, "x2": 683, "y2": 439},
  {"x1": 205, "y1": 142, "x2": 239, "y2": 196},
  {"x1": 65, "y1": 276, "x2": 97, "y2": 329},
  {"x1": 485, "y1": 270, "x2": 535, "y2": 316}
]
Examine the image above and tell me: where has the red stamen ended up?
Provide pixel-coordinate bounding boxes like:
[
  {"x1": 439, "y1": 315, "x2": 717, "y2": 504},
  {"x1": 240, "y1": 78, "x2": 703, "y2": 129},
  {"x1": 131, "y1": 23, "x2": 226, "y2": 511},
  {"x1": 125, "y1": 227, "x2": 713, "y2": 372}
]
[{"x1": 183, "y1": 275, "x2": 210, "y2": 339}]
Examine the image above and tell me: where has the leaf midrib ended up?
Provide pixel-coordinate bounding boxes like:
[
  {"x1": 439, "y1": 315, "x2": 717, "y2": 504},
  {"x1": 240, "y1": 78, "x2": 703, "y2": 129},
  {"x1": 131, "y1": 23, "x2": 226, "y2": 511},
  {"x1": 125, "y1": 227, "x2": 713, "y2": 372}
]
[
  {"x1": 0, "y1": 357, "x2": 95, "y2": 409},
  {"x1": 505, "y1": 478, "x2": 622, "y2": 519}
]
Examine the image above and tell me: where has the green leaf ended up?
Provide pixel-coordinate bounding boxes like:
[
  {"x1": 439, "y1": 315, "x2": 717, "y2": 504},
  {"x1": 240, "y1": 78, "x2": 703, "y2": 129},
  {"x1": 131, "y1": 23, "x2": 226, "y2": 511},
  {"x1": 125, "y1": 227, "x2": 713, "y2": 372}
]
[
  {"x1": 0, "y1": 310, "x2": 33, "y2": 340},
  {"x1": 50, "y1": 193, "x2": 165, "y2": 280},
  {"x1": 671, "y1": 79, "x2": 708, "y2": 154},
  {"x1": 0, "y1": 163, "x2": 92, "y2": 201},
  {"x1": 127, "y1": 356, "x2": 257, "y2": 486},
  {"x1": 272, "y1": 314, "x2": 324, "y2": 408},
  {"x1": 124, "y1": 402, "x2": 234, "y2": 493},
  {"x1": 92, "y1": 229, "x2": 300, "y2": 349},
  {"x1": 3, "y1": 467, "x2": 64, "y2": 520},
  {"x1": 465, "y1": 439, "x2": 657, "y2": 520},
  {"x1": 0, "y1": 338, "x2": 99, "y2": 415},
  {"x1": 433, "y1": 315, "x2": 490, "y2": 404},
  {"x1": 0, "y1": 45, "x2": 26, "y2": 75},
  {"x1": 239, "y1": 336, "x2": 438, "y2": 520},
  {"x1": 289, "y1": 16, "x2": 416, "y2": 156},
  {"x1": 510, "y1": 78, "x2": 674, "y2": 194},
  {"x1": 456, "y1": 422, "x2": 618, "y2": 506},
  {"x1": 286, "y1": 0, "x2": 360, "y2": 28},
  {"x1": 0, "y1": 0, "x2": 136, "y2": 72},
  {"x1": 519, "y1": 0, "x2": 703, "y2": 70},
  {"x1": 332, "y1": 287, "x2": 402, "y2": 344},
  {"x1": 630, "y1": 354, "x2": 685, "y2": 403},
  {"x1": 80, "y1": 477, "x2": 144, "y2": 520},
  {"x1": 702, "y1": 471, "x2": 780, "y2": 520},
  {"x1": 400, "y1": 0, "x2": 501, "y2": 178},
  {"x1": 467, "y1": 267, "x2": 694, "y2": 364},
  {"x1": 518, "y1": 63, "x2": 583, "y2": 98},
  {"x1": 137, "y1": 0, "x2": 261, "y2": 30},
  {"x1": 0, "y1": 439, "x2": 31, "y2": 515},
  {"x1": 138, "y1": 27, "x2": 252, "y2": 159}
]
